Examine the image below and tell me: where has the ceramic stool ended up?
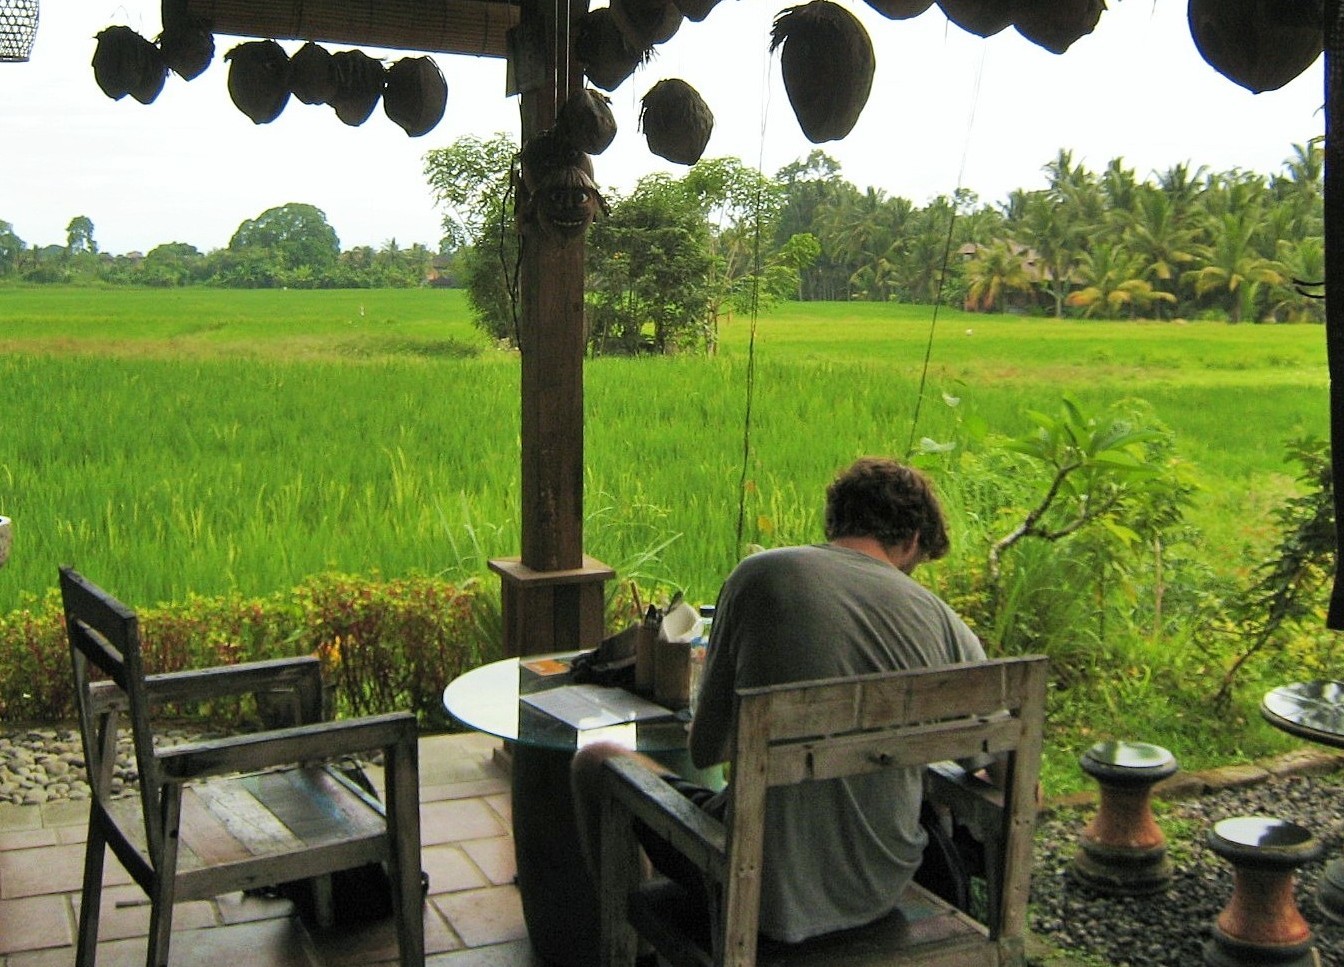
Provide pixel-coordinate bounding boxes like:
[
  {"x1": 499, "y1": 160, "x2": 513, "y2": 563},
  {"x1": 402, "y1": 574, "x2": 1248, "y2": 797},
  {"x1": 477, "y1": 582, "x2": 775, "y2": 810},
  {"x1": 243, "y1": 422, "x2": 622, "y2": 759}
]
[
  {"x1": 1071, "y1": 740, "x2": 1179, "y2": 894},
  {"x1": 1204, "y1": 816, "x2": 1323, "y2": 967}
]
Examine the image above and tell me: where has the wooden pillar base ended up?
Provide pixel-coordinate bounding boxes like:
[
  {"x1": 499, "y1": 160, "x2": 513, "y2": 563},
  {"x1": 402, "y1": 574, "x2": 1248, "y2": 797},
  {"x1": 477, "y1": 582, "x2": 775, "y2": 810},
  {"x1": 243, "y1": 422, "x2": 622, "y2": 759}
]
[{"x1": 490, "y1": 556, "x2": 615, "y2": 658}]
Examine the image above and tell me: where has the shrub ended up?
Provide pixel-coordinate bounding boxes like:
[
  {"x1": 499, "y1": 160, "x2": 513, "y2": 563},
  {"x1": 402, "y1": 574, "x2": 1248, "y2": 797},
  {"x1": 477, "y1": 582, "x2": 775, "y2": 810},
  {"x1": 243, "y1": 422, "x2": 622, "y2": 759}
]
[{"x1": 0, "y1": 573, "x2": 483, "y2": 729}]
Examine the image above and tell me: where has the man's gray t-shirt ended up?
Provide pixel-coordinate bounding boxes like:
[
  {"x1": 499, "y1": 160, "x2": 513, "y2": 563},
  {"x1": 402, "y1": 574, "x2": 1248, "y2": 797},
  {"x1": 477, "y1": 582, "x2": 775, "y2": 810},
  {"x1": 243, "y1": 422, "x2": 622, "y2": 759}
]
[{"x1": 690, "y1": 543, "x2": 985, "y2": 943}]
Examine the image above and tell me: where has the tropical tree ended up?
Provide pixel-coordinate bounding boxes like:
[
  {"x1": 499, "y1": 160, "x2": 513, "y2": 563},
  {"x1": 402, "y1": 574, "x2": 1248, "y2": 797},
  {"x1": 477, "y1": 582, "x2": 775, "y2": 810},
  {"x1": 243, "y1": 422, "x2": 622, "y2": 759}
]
[
  {"x1": 587, "y1": 175, "x2": 713, "y2": 355},
  {"x1": 1117, "y1": 188, "x2": 1206, "y2": 317},
  {"x1": 228, "y1": 203, "x2": 340, "y2": 278},
  {"x1": 1065, "y1": 243, "x2": 1176, "y2": 319},
  {"x1": 1266, "y1": 236, "x2": 1326, "y2": 322},
  {"x1": 1185, "y1": 209, "x2": 1286, "y2": 322},
  {"x1": 0, "y1": 220, "x2": 25, "y2": 275},
  {"x1": 66, "y1": 215, "x2": 97, "y2": 256},
  {"x1": 1009, "y1": 190, "x2": 1080, "y2": 318},
  {"x1": 963, "y1": 239, "x2": 1033, "y2": 313},
  {"x1": 140, "y1": 242, "x2": 204, "y2": 287}
]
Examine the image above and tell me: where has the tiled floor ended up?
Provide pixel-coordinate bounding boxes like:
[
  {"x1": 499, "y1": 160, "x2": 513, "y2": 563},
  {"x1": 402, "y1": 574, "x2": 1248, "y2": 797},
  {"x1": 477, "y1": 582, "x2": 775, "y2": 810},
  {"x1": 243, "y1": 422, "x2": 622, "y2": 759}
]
[{"x1": 0, "y1": 732, "x2": 547, "y2": 966}]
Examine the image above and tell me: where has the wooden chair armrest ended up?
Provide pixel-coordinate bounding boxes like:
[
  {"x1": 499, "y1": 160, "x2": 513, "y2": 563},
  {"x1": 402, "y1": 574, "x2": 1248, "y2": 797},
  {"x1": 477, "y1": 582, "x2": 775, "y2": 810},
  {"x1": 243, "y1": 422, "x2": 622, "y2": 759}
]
[
  {"x1": 145, "y1": 656, "x2": 324, "y2": 704},
  {"x1": 603, "y1": 755, "x2": 728, "y2": 881},
  {"x1": 925, "y1": 760, "x2": 1005, "y2": 837},
  {"x1": 89, "y1": 656, "x2": 325, "y2": 717},
  {"x1": 156, "y1": 711, "x2": 417, "y2": 782}
]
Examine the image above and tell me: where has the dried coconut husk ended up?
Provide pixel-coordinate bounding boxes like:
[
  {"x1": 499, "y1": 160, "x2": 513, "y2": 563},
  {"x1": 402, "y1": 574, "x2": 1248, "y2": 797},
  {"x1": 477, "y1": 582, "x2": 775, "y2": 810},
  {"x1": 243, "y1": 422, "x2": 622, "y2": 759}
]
[
  {"x1": 612, "y1": 0, "x2": 682, "y2": 49},
  {"x1": 576, "y1": 8, "x2": 649, "y2": 92},
  {"x1": 556, "y1": 88, "x2": 618, "y2": 155},
  {"x1": 330, "y1": 49, "x2": 386, "y2": 126},
  {"x1": 640, "y1": 78, "x2": 713, "y2": 165},
  {"x1": 863, "y1": 0, "x2": 934, "y2": 20},
  {"x1": 225, "y1": 40, "x2": 290, "y2": 123},
  {"x1": 93, "y1": 26, "x2": 167, "y2": 104},
  {"x1": 158, "y1": 19, "x2": 213, "y2": 80},
  {"x1": 937, "y1": 0, "x2": 1017, "y2": 37},
  {"x1": 770, "y1": 0, "x2": 874, "y2": 144},
  {"x1": 519, "y1": 128, "x2": 594, "y2": 195},
  {"x1": 1188, "y1": 0, "x2": 1321, "y2": 94},
  {"x1": 384, "y1": 56, "x2": 448, "y2": 137},
  {"x1": 289, "y1": 42, "x2": 337, "y2": 105},
  {"x1": 1013, "y1": 0, "x2": 1104, "y2": 54},
  {"x1": 672, "y1": 0, "x2": 723, "y2": 23}
]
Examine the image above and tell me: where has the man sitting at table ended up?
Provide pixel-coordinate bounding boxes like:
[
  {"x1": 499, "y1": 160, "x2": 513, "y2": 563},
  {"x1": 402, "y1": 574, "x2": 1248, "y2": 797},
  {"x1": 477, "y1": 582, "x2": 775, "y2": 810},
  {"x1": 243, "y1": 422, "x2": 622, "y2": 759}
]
[{"x1": 571, "y1": 456, "x2": 988, "y2": 943}]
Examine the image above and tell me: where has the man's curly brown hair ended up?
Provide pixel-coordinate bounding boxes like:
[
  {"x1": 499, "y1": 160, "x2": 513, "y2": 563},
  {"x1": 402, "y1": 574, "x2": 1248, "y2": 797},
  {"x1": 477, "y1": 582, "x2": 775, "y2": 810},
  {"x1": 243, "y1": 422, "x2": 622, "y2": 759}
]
[{"x1": 823, "y1": 458, "x2": 950, "y2": 560}]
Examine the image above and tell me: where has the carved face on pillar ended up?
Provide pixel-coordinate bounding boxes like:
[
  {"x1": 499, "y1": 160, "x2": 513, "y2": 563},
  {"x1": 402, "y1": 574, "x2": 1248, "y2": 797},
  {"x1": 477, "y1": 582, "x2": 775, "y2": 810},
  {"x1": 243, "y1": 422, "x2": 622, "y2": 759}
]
[{"x1": 517, "y1": 129, "x2": 608, "y2": 242}]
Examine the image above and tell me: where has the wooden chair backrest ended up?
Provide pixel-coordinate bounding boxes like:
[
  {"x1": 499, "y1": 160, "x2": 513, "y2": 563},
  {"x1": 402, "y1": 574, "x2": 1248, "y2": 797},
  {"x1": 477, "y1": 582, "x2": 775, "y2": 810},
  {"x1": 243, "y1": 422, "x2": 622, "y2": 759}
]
[
  {"x1": 721, "y1": 656, "x2": 1049, "y2": 966},
  {"x1": 60, "y1": 566, "x2": 165, "y2": 860}
]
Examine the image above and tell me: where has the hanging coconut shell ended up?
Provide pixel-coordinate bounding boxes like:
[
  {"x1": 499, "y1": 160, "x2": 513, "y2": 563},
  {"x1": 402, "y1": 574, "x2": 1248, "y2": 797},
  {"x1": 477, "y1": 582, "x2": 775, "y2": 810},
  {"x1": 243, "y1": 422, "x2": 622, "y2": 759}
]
[
  {"x1": 1188, "y1": 0, "x2": 1322, "y2": 94},
  {"x1": 93, "y1": 26, "x2": 168, "y2": 104},
  {"x1": 330, "y1": 49, "x2": 386, "y2": 126},
  {"x1": 158, "y1": 18, "x2": 214, "y2": 80},
  {"x1": 556, "y1": 88, "x2": 618, "y2": 155},
  {"x1": 576, "y1": 8, "x2": 648, "y2": 92},
  {"x1": 770, "y1": 0, "x2": 874, "y2": 144},
  {"x1": 519, "y1": 128, "x2": 594, "y2": 195},
  {"x1": 225, "y1": 40, "x2": 290, "y2": 123},
  {"x1": 1012, "y1": 0, "x2": 1103, "y2": 53},
  {"x1": 383, "y1": 56, "x2": 448, "y2": 137},
  {"x1": 640, "y1": 78, "x2": 713, "y2": 165},
  {"x1": 937, "y1": 0, "x2": 1017, "y2": 37},
  {"x1": 612, "y1": 0, "x2": 683, "y2": 49},
  {"x1": 863, "y1": 0, "x2": 934, "y2": 20},
  {"x1": 289, "y1": 42, "x2": 337, "y2": 105},
  {"x1": 672, "y1": 0, "x2": 723, "y2": 23}
]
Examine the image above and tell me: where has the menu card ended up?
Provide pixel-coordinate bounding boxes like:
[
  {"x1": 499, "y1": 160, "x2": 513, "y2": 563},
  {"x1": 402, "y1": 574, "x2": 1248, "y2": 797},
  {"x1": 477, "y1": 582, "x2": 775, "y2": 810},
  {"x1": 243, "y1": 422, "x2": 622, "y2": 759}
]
[{"x1": 521, "y1": 684, "x2": 673, "y2": 730}]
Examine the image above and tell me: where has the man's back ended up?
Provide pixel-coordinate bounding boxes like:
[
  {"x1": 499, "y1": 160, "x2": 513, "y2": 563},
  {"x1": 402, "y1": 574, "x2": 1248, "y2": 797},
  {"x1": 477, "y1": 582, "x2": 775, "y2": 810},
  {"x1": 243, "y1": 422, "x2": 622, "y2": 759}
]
[{"x1": 689, "y1": 543, "x2": 984, "y2": 942}]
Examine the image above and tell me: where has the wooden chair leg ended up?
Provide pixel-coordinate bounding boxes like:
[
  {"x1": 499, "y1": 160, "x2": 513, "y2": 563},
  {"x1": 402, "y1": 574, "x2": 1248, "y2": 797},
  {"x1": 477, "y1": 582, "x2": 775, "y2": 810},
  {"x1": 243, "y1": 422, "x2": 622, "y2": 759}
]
[
  {"x1": 147, "y1": 791, "x2": 184, "y2": 967},
  {"x1": 387, "y1": 740, "x2": 425, "y2": 967},
  {"x1": 75, "y1": 813, "x2": 108, "y2": 967}
]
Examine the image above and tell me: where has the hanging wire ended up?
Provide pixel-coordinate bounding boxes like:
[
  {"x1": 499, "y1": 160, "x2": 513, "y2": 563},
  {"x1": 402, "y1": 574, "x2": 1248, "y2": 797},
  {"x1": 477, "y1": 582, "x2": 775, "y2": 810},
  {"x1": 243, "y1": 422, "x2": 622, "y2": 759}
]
[
  {"x1": 734, "y1": 52, "x2": 774, "y2": 558},
  {"x1": 905, "y1": 46, "x2": 988, "y2": 457}
]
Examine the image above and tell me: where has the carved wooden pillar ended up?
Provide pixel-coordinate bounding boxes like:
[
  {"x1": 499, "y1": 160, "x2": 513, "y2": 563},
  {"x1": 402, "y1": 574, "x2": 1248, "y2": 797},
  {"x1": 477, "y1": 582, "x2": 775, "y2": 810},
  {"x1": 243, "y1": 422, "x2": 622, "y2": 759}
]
[{"x1": 493, "y1": 0, "x2": 611, "y2": 657}]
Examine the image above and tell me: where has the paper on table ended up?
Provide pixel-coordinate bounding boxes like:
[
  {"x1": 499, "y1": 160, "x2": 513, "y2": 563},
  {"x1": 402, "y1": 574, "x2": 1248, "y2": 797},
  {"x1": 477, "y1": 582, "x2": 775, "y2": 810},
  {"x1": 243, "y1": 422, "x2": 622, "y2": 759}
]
[{"x1": 521, "y1": 684, "x2": 673, "y2": 730}]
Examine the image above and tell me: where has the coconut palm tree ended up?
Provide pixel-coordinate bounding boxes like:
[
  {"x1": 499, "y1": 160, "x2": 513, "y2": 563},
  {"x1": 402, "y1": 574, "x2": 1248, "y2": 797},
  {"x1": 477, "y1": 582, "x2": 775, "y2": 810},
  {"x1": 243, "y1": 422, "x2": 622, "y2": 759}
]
[
  {"x1": 963, "y1": 239, "x2": 1033, "y2": 313},
  {"x1": 1184, "y1": 209, "x2": 1286, "y2": 322},
  {"x1": 1011, "y1": 190, "x2": 1081, "y2": 318},
  {"x1": 1066, "y1": 243, "x2": 1176, "y2": 320},
  {"x1": 1118, "y1": 188, "x2": 1207, "y2": 318},
  {"x1": 1265, "y1": 236, "x2": 1325, "y2": 322}
]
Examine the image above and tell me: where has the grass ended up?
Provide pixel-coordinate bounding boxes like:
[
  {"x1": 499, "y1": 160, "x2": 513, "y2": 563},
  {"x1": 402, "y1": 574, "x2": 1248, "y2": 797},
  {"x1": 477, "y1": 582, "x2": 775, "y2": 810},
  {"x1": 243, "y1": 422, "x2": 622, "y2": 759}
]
[{"x1": 0, "y1": 287, "x2": 1333, "y2": 792}]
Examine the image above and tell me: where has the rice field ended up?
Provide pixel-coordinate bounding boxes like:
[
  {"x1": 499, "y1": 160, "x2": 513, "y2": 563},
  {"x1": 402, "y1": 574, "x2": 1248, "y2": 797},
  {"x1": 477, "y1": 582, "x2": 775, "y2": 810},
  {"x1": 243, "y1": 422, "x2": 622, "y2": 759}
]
[{"x1": 0, "y1": 286, "x2": 1329, "y2": 617}]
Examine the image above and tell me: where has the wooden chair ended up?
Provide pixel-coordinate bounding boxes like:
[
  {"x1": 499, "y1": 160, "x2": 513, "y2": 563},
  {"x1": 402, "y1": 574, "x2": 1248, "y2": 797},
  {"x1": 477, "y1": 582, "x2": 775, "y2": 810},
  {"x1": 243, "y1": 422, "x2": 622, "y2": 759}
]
[
  {"x1": 598, "y1": 655, "x2": 1048, "y2": 967},
  {"x1": 59, "y1": 567, "x2": 425, "y2": 967}
]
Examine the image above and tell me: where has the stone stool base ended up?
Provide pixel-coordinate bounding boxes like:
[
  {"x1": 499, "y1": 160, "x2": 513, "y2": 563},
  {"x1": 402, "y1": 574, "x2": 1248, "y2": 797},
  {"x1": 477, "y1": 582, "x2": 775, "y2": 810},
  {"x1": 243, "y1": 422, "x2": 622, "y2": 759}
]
[
  {"x1": 1316, "y1": 857, "x2": 1344, "y2": 925},
  {"x1": 1204, "y1": 817, "x2": 1323, "y2": 967},
  {"x1": 1072, "y1": 836, "x2": 1174, "y2": 895},
  {"x1": 1072, "y1": 740, "x2": 1178, "y2": 895},
  {"x1": 1204, "y1": 924, "x2": 1319, "y2": 967}
]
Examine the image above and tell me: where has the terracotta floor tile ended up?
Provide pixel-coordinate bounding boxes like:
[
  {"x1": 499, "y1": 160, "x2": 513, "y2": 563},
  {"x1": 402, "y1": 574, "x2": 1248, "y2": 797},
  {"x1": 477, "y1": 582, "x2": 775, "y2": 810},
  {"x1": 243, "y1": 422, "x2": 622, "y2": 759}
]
[
  {"x1": 423, "y1": 844, "x2": 490, "y2": 894},
  {"x1": 216, "y1": 889, "x2": 297, "y2": 925},
  {"x1": 40, "y1": 800, "x2": 90, "y2": 829},
  {"x1": 71, "y1": 883, "x2": 217, "y2": 941},
  {"x1": 420, "y1": 777, "x2": 511, "y2": 803},
  {"x1": 426, "y1": 938, "x2": 544, "y2": 966},
  {"x1": 0, "y1": 828, "x2": 58, "y2": 852},
  {"x1": 0, "y1": 842, "x2": 131, "y2": 899},
  {"x1": 306, "y1": 903, "x2": 462, "y2": 964},
  {"x1": 74, "y1": 917, "x2": 315, "y2": 967},
  {"x1": 0, "y1": 893, "x2": 72, "y2": 954},
  {"x1": 432, "y1": 886, "x2": 527, "y2": 948},
  {"x1": 460, "y1": 837, "x2": 516, "y2": 887},
  {"x1": 0, "y1": 804, "x2": 42, "y2": 834},
  {"x1": 484, "y1": 793, "x2": 511, "y2": 825},
  {"x1": 421, "y1": 798, "x2": 507, "y2": 846}
]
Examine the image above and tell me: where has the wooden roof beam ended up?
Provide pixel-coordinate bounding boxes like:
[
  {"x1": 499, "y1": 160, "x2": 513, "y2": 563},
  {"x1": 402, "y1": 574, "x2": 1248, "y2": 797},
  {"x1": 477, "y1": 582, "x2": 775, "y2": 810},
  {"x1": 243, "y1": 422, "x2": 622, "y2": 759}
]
[{"x1": 183, "y1": 0, "x2": 519, "y2": 58}]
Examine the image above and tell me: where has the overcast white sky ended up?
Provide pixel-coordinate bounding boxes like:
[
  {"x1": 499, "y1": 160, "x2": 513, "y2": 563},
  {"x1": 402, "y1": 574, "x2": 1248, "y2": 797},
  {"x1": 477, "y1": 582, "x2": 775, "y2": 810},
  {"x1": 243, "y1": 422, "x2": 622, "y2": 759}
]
[{"x1": 0, "y1": 1, "x2": 1325, "y2": 255}]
